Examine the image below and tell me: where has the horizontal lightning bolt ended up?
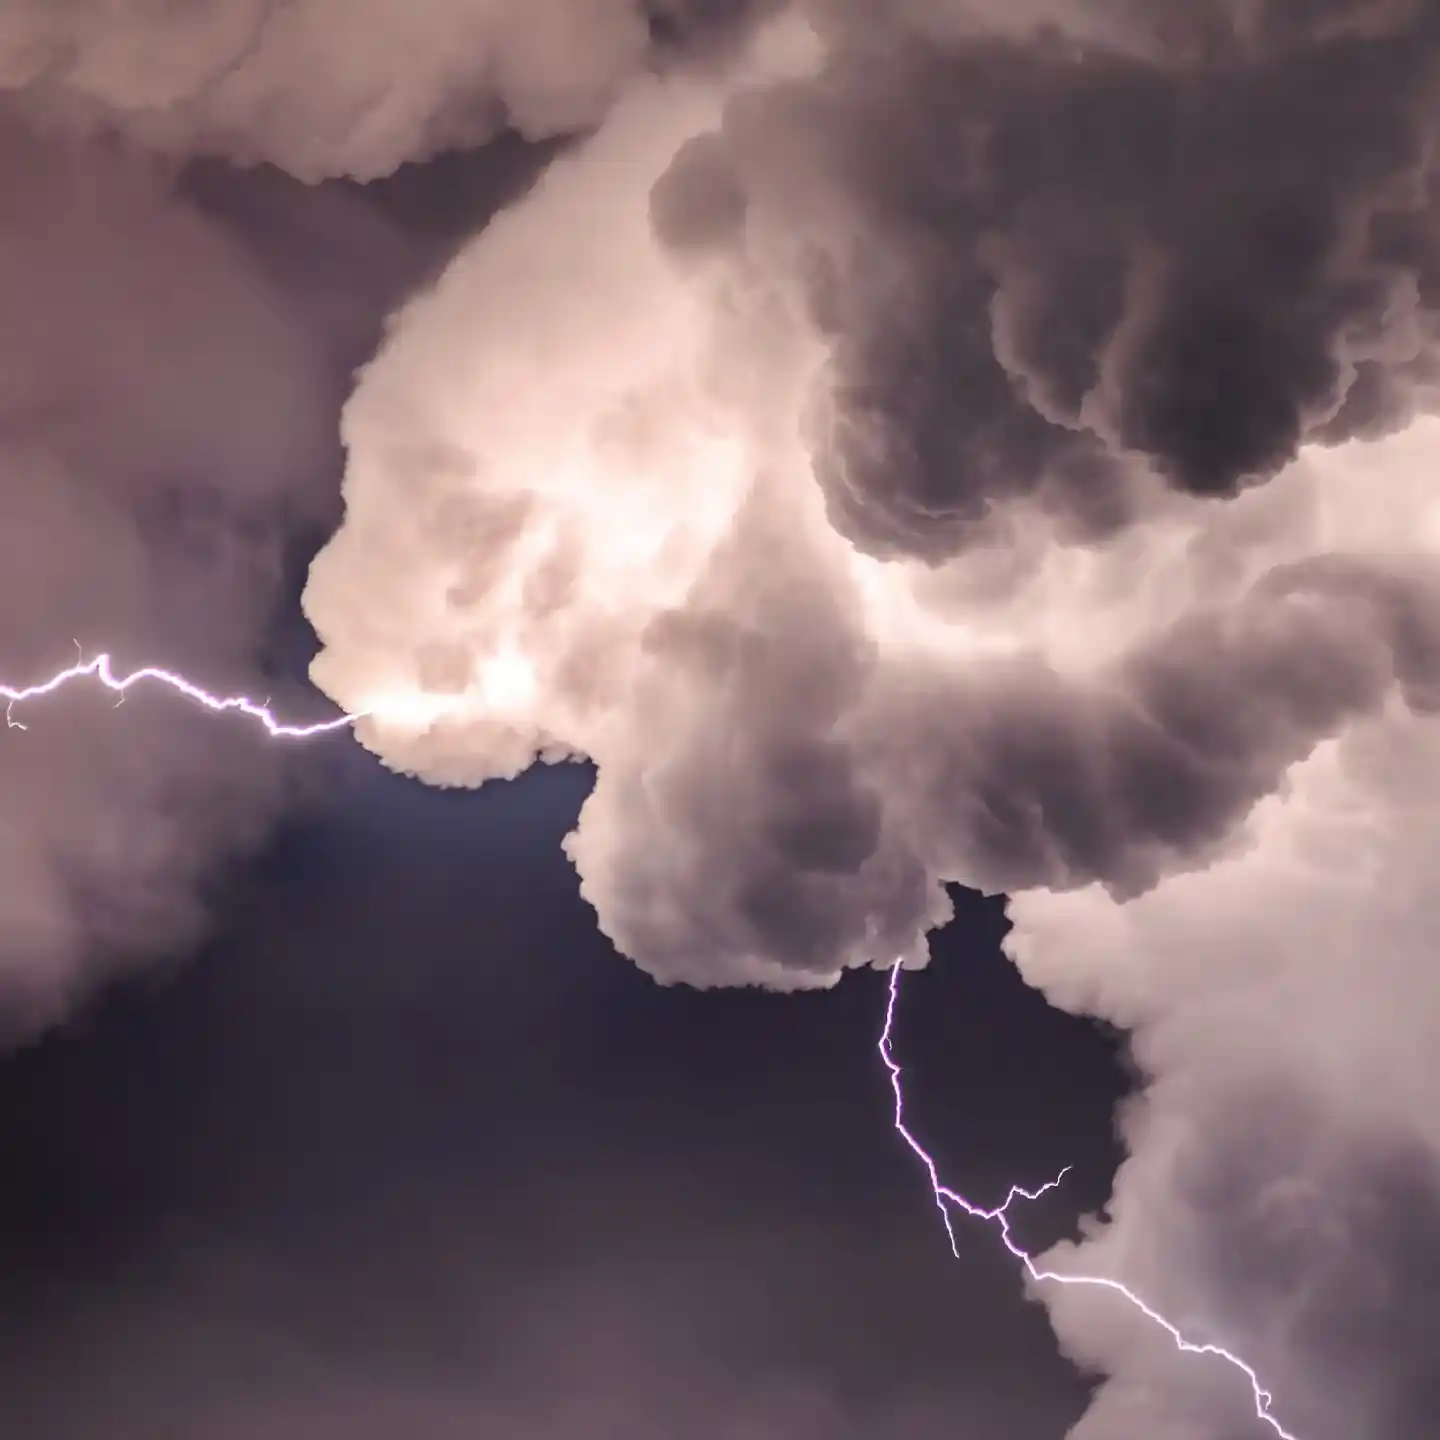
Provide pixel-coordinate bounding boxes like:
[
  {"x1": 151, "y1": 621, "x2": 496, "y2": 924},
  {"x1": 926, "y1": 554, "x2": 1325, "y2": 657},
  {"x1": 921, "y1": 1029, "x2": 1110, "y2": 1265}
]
[
  {"x1": 881, "y1": 963, "x2": 1297, "y2": 1440},
  {"x1": 0, "y1": 649, "x2": 359, "y2": 737}
]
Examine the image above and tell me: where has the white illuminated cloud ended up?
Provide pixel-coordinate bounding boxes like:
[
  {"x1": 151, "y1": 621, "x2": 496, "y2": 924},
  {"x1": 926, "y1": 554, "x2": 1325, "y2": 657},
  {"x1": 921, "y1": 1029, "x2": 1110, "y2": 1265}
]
[{"x1": 302, "y1": 8, "x2": 1440, "y2": 1436}]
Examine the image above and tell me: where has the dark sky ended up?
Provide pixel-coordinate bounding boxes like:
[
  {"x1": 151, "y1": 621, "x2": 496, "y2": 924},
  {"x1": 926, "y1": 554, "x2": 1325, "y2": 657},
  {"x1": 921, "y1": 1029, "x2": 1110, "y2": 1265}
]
[
  {"x1": 0, "y1": 738, "x2": 1126, "y2": 1438},
  {"x1": 5, "y1": 7, "x2": 1440, "y2": 1437}
]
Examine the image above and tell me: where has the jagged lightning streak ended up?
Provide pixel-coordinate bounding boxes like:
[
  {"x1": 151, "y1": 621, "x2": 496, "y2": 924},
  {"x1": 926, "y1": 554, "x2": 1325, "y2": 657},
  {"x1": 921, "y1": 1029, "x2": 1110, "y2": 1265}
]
[
  {"x1": 0, "y1": 649, "x2": 359, "y2": 737},
  {"x1": 881, "y1": 962, "x2": 1299, "y2": 1440}
]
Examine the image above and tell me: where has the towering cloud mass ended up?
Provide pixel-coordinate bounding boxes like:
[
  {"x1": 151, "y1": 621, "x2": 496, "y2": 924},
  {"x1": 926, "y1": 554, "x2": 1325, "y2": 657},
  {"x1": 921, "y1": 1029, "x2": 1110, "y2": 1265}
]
[
  {"x1": 305, "y1": 1, "x2": 1440, "y2": 1434},
  {"x1": 2, "y1": 0, "x2": 1438, "y2": 1434},
  {"x1": 0, "y1": 0, "x2": 763, "y2": 180},
  {"x1": 0, "y1": 0, "x2": 744, "y2": 1036}
]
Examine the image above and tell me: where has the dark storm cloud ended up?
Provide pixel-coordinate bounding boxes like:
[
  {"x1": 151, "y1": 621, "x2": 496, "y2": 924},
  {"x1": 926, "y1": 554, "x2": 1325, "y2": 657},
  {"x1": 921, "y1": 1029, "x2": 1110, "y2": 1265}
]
[
  {"x1": 646, "y1": 0, "x2": 787, "y2": 53},
  {"x1": 0, "y1": 99, "x2": 541, "y2": 1039},
  {"x1": 900, "y1": 553, "x2": 1440, "y2": 897},
  {"x1": 0, "y1": 0, "x2": 777, "y2": 184},
  {"x1": 653, "y1": 0, "x2": 1440, "y2": 560},
  {"x1": 567, "y1": 485, "x2": 949, "y2": 987},
  {"x1": 305, "y1": 0, "x2": 1440, "y2": 990},
  {"x1": 572, "y1": 545, "x2": 1440, "y2": 988},
  {"x1": 199, "y1": 4, "x2": 1440, "y2": 1434},
  {"x1": 0, "y1": 117, "x2": 339, "y2": 1037},
  {"x1": 0, "y1": 0, "x2": 701, "y2": 1041}
]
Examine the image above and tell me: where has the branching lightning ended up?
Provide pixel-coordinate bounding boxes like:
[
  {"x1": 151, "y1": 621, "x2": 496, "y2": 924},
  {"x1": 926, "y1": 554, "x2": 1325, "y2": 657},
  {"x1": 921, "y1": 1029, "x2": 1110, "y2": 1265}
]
[
  {"x1": 0, "y1": 648, "x2": 359, "y2": 736},
  {"x1": 881, "y1": 963, "x2": 1298, "y2": 1440},
  {"x1": 0, "y1": 647, "x2": 1304, "y2": 1438}
]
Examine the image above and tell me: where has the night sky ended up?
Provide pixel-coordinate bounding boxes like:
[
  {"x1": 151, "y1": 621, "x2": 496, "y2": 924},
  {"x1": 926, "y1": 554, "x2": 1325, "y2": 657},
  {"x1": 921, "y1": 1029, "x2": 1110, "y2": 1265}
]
[
  {"x1": 0, "y1": 741, "x2": 1124, "y2": 1437},
  {"x1": 7, "y1": 6, "x2": 1440, "y2": 1437}
]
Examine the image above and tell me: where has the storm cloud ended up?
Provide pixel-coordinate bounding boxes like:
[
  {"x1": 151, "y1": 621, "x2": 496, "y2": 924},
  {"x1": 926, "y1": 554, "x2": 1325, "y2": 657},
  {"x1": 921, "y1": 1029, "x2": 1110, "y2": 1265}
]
[
  {"x1": 0, "y1": 0, "x2": 772, "y2": 180},
  {"x1": 0, "y1": 118, "x2": 351, "y2": 1038},
  {"x1": 304, "y1": 3, "x2": 1440, "y2": 1435},
  {"x1": 0, "y1": 0, "x2": 751, "y2": 1038},
  {"x1": 0, "y1": 0, "x2": 1435, "y2": 1435}
]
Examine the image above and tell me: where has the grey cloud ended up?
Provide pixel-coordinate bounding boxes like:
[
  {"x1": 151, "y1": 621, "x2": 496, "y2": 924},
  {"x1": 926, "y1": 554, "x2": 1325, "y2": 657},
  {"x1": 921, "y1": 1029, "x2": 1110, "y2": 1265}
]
[
  {"x1": 1007, "y1": 694, "x2": 1440, "y2": 1438},
  {"x1": 1184, "y1": 1107, "x2": 1440, "y2": 1440},
  {"x1": 0, "y1": 114, "x2": 432, "y2": 1041},
  {"x1": 567, "y1": 486, "x2": 947, "y2": 988},
  {"x1": 289, "y1": 7, "x2": 1440, "y2": 1435},
  {"x1": 0, "y1": 0, "x2": 774, "y2": 184},
  {"x1": 574, "y1": 547, "x2": 1440, "y2": 992},
  {"x1": 652, "y1": 0, "x2": 1440, "y2": 559}
]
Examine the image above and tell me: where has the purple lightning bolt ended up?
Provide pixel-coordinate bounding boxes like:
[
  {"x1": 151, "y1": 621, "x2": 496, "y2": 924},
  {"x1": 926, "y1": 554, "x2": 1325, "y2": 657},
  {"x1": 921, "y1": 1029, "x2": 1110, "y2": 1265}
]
[
  {"x1": 0, "y1": 649, "x2": 359, "y2": 737},
  {"x1": 880, "y1": 962, "x2": 1298, "y2": 1440}
]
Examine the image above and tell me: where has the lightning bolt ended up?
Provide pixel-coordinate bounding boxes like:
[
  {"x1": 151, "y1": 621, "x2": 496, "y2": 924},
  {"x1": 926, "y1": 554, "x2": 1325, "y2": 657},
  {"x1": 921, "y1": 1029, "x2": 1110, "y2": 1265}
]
[
  {"x1": 0, "y1": 649, "x2": 359, "y2": 737},
  {"x1": 881, "y1": 962, "x2": 1298, "y2": 1440},
  {"x1": 0, "y1": 649, "x2": 1301, "y2": 1438}
]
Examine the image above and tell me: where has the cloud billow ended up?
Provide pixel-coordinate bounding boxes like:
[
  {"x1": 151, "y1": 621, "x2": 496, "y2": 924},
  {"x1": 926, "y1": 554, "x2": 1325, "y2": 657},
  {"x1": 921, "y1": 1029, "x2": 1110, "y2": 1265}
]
[{"x1": 304, "y1": 3, "x2": 1440, "y2": 1433}]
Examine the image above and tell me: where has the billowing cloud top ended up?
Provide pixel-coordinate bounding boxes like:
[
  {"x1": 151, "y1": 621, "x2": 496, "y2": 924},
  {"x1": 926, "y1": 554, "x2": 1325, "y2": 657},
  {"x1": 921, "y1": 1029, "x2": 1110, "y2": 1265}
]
[
  {"x1": 1, "y1": 0, "x2": 634, "y2": 177},
  {"x1": 0, "y1": 0, "x2": 769, "y2": 180},
  {"x1": 303, "y1": 3, "x2": 1440, "y2": 1434},
  {"x1": 0, "y1": 0, "x2": 766, "y2": 1035},
  {"x1": 309, "y1": 0, "x2": 1440, "y2": 985},
  {"x1": 0, "y1": 0, "x2": 1437, "y2": 1435}
]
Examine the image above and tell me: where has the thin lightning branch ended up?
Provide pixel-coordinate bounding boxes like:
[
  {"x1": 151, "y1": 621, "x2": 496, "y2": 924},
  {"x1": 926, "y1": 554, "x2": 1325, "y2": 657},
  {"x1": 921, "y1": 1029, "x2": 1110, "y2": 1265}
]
[
  {"x1": 0, "y1": 650, "x2": 360, "y2": 737},
  {"x1": 880, "y1": 963, "x2": 1298, "y2": 1440}
]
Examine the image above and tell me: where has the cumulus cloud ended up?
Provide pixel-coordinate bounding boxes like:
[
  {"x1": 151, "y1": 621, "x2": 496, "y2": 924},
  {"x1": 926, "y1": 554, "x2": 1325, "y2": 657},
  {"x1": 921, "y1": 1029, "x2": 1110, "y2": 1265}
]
[
  {"x1": 304, "y1": 1, "x2": 1440, "y2": 1434},
  {"x1": 1008, "y1": 612, "x2": 1440, "y2": 1435},
  {"x1": 5, "y1": 0, "x2": 1420, "y2": 1430},
  {"x1": 0, "y1": 109, "x2": 433, "y2": 1041},
  {"x1": 0, "y1": 0, "x2": 745, "y2": 1040},
  {"x1": 670, "y1": 0, "x2": 1440, "y2": 558},
  {"x1": 0, "y1": 0, "x2": 773, "y2": 1032},
  {"x1": 308, "y1": 2, "x2": 1440, "y2": 980},
  {"x1": 0, "y1": 0, "x2": 768, "y2": 182}
]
